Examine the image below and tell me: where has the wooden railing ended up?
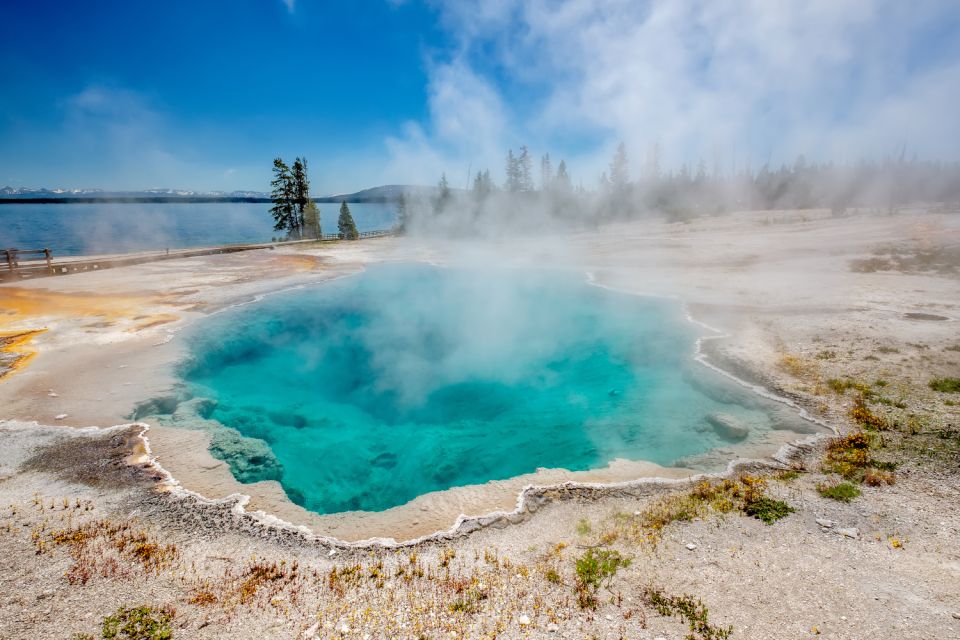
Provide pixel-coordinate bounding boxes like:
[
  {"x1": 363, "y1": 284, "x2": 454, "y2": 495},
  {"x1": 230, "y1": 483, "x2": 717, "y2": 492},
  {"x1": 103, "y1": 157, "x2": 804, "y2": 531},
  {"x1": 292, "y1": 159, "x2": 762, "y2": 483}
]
[
  {"x1": 4, "y1": 248, "x2": 53, "y2": 278},
  {"x1": 1, "y1": 229, "x2": 398, "y2": 281}
]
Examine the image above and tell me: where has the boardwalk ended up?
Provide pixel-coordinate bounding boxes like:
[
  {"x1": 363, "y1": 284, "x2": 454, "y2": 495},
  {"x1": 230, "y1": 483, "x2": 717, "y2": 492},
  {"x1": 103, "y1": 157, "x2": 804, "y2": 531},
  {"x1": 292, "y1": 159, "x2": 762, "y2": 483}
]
[{"x1": 1, "y1": 229, "x2": 396, "y2": 281}]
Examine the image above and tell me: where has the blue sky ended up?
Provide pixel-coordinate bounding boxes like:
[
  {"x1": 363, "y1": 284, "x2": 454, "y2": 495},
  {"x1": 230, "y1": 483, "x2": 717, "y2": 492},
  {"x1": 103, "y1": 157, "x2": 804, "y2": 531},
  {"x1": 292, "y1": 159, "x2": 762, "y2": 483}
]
[{"x1": 2, "y1": 1, "x2": 959, "y2": 193}]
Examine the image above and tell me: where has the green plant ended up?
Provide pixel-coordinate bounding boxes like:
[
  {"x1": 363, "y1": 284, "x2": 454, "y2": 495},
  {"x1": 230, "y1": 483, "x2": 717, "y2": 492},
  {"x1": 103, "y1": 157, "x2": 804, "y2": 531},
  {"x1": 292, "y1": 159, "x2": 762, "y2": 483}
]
[
  {"x1": 776, "y1": 470, "x2": 801, "y2": 482},
  {"x1": 929, "y1": 377, "x2": 960, "y2": 393},
  {"x1": 824, "y1": 431, "x2": 873, "y2": 479},
  {"x1": 574, "y1": 549, "x2": 629, "y2": 609},
  {"x1": 817, "y1": 482, "x2": 861, "y2": 502},
  {"x1": 576, "y1": 518, "x2": 592, "y2": 536},
  {"x1": 743, "y1": 496, "x2": 795, "y2": 524},
  {"x1": 102, "y1": 606, "x2": 174, "y2": 640},
  {"x1": 644, "y1": 588, "x2": 733, "y2": 640},
  {"x1": 849, "y1": 395, "x2": 888, "y2": 429},
  {"x1": 544, "y1": 568, "x2": 562, "y2": 584}
]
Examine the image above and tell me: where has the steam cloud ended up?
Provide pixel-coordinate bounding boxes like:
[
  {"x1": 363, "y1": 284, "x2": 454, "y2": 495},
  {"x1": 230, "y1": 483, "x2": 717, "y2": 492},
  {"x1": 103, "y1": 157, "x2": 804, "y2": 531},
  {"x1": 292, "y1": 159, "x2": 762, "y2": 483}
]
[{"x1": 385, "y1": 0, "x2": 960, "y2": 185}]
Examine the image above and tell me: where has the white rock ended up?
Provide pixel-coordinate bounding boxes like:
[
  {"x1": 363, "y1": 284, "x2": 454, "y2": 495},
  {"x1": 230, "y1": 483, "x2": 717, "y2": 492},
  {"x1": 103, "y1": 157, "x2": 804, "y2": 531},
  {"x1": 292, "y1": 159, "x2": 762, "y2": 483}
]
[
  {"x1": 327, "y1": 549, "x2": 337, "y2": 557},
  {"x1": 686, "y1": 543, "x2": 697, "y2": 550},
  {"x1": 838, "y1": 527, "x2": 860, "y2": 539},
  {"x1": 54, "y1": 414, "x2": 68, "y2": 420},
  {"x1": 706, "y1": 412, "x2": 750, "y2": 440},
  {"x1": 816, "y1": 518, "x2": 835, "y2": 528},
  {"x1": 339, "y1": 623, "x2": 350, "y2": 633},
  {"x1": 547, "y1": 622, "x2": 559, "y2": 632},
  {"x1": 952, "y1": 612, "x2": 960, "y2": 620},
  {"x1": 517, "y1": 614, "x2": 531, "y2": 626},
  {"x1": 47, "y1": 391, "x2": 58, "y2": 397}
]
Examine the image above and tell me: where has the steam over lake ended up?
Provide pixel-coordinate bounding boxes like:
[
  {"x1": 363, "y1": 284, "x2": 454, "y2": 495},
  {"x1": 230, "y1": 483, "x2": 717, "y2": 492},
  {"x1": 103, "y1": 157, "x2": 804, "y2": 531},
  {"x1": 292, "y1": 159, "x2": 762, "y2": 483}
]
[{"x1": 0, "y1": 202, "x2": 397, "y2": 256}]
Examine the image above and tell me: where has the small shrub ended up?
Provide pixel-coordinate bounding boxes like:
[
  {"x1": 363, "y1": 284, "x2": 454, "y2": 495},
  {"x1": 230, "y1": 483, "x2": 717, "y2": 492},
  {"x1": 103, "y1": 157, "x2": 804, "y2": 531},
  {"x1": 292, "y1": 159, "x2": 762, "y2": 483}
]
[
  {"x1": 101, "y1": 606, "x2": 174, "y2": 640},
  {"x1": 817, "y1": 482, "x2": 861, "y2": 502},
  {"x1": 574, "y1": 549, "x2": 629, "y2": 609},
  {"x1": 863, "y1": 469, "x2": 896, "y2": 486},
  {"x1": 576, "y1": 518, "x2": 592, "y2": 536},
  {"x1": 929, "y1": 378, "x2": 960, "y2": 393},
  {"x1": 815, "y1": 350, "x2": 837, "y2": 360},
  {"x1": 778, "y1": 354, "x2": 817, "y2": 379},
  {"x1": 876, "y1": 346, "x2": 900, "y2": 354},
  {"x1": 874, "y1": 396, "x2": 907, "y2": 409},
  {"x1": 824, "y1": 431, "x2": 873, "y2": 479},
  {"x1": 743, "y1": 497, "x2": 795, "y2": 524},
  {"x1": 776, "y1": 470, "x2": 801, "y2": 482},
  {"x1": 544, "y1": 568, "x2": 562, "y2": 584},
  {"x1": 644, "y1": 588, "x2": 733, "y2": 640}
]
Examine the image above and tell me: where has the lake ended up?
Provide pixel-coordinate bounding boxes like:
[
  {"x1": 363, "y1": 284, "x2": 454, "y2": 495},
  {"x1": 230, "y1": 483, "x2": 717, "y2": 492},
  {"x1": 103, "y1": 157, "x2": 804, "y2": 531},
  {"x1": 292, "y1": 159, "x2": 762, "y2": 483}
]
[{"x1": 0, "y1": 202, "x2": 397, "y2": 256}]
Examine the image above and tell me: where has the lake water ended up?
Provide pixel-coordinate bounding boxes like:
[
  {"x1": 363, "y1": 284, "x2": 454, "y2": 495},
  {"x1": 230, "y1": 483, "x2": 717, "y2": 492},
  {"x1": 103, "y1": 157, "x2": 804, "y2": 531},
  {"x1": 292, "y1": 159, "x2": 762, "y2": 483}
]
[
  {"x1": 0, "y1": 202, "x2": 396, "y2": 256},
  {"x1": 170, "y1": 264, "x2": 809, "y2": 514}
]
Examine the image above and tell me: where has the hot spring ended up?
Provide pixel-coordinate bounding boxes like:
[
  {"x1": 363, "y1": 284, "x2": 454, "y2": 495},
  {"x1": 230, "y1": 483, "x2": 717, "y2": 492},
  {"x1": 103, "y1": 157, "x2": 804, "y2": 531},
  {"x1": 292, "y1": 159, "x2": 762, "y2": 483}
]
[{"x1": 164, "y1": 264, "x2": 811, "y2": 515}]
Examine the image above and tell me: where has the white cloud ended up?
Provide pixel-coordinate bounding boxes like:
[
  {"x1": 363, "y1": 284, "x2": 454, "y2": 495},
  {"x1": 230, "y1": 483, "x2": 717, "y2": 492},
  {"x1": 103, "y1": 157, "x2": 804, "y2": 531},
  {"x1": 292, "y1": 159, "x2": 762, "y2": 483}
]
[{"x1": 387, "y1": 0, "x2": 960, "y2": 183}]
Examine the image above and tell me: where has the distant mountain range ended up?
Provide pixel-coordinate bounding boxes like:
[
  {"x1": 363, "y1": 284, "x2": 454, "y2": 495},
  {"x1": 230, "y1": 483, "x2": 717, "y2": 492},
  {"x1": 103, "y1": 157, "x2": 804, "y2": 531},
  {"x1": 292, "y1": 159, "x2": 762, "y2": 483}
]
[{"x1": 0, "y1": 184, "x2": 438, "y2": 203}]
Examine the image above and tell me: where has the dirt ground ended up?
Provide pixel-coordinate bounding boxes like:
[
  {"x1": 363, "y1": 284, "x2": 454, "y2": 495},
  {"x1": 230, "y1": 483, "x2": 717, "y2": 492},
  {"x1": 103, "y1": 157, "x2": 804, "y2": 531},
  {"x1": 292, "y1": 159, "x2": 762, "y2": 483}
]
[{"x1": 1, "y1": 207, "x2": 958, "y2": 639}]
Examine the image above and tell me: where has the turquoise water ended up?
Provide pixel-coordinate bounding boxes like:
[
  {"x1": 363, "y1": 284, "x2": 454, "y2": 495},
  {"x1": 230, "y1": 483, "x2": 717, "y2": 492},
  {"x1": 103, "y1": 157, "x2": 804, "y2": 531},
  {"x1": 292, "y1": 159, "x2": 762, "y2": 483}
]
[{"x1": 177, "y1": 265, "x2": 794, "y2": 514}]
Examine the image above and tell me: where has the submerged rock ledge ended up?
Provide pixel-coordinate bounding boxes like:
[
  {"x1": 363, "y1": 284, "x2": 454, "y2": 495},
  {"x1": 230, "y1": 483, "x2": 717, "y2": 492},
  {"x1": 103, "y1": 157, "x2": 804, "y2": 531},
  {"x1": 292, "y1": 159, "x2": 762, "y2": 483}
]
[{"x1": 130, "y1": 420, "x2": 830, "y2": 549}]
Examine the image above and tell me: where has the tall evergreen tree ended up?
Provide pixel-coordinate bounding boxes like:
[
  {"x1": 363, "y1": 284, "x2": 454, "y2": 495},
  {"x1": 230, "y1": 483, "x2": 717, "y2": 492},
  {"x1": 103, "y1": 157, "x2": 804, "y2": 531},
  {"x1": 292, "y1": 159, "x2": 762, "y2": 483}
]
[
  {"x1": 540, "y1": 153, "x2": 553, "y2": 192},
  {"x1": 505, "y1": 149, "x2": 519, "y2": 192},
  {"x1": 436, "y1": 173, "x2": 451, "y2": 213},
  {"x1": 555, "y1": 160, "x2": 572, "y2": 192},
  {"x1": 338, "y1": 201, "x2": 359, "y2": 240},
  {"x1": 609, "y1": 142, "x2": 629, "y2": 193},
  {"x1": 269, "y1": 158, "x2": 296, "y2": 236},
  {"x1": 290, "y1": 157, "x2": 310, "y2": 237},
  {"x1": 518, "y1": 145, "x2": 534, "y2": 191},
  {"x1": 303, "y1": 200, "x2": 321, "y2": 239}
]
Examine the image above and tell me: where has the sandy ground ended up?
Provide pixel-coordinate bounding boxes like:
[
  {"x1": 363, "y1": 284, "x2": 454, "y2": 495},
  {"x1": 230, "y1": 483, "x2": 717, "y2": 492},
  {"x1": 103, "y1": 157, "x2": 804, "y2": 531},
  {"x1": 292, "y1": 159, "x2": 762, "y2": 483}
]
[{"x1": 0, "y1": 207, "x2": 958, "y2": 639}]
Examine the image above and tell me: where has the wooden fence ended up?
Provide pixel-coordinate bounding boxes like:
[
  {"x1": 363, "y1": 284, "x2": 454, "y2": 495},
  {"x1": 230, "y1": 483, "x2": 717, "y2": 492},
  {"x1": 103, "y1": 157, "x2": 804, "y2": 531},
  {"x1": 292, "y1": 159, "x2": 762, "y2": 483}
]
[
  {"x1": 1, "y1": 229, "x2": 397, "y2": 282},
  {"x1": 3, "y1": 248, "x2": 53, "y2": 279}
]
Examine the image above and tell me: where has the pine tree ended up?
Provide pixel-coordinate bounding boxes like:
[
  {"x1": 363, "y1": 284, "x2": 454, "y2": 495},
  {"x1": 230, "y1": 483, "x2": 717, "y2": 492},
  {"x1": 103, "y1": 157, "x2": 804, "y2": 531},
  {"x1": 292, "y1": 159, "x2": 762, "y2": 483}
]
[
  {"x1": 609, "y1": 142, "x2": 629, "y2": 193},
  {"x1": 269, "y1": 158, "x2": 296, "y2": 236},
  {"x1": 505, "y1": 149, "x2": 519, "y2": 192},
  {"x1": 436, "y1": 173, "x2": 451, "y2": 213},
  {"x1": 518, "y1": 145, "x2": 534, "y2": 191},
  {"x1": 290, "y1": 157, "x2": 310, "y2": 238},
  {"x1": 540, "y1": 153, "x2": 553, "y2": 192},
  {"x1": 555, "y1": 160, "x2": 572, "y2": 192},
  {"x1": 338, "y1": 201, "x2": 359, "y2": 240},
  {"x1": 303, "y1": 200, "x2": 321, "y2": 239}
]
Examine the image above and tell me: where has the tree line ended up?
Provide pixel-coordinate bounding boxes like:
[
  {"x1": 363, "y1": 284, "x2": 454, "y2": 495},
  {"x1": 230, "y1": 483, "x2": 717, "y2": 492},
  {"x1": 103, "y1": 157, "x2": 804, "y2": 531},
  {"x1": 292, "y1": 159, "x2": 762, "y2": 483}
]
[
  {"x1": 395, "y1": 142, "x2": 960, "y2": 234},
  {"x1": 269, "y1": 157, "x2": 358, "y2": 240}
]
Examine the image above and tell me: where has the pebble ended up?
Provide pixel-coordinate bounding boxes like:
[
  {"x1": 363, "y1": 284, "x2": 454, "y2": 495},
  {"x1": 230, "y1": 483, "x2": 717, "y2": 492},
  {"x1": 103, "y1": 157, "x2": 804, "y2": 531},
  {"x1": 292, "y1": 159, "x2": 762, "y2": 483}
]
[
  {"x1": 686, "y1": 543, "x2": 697, "y2": 550},
  {"x1": 327, "y1": 549, "x2": 337, "y2": 557},
  {"x1": 517, "y1": 614, "x2": 531, "y2": 626},
  {"x1": 816, "y1": 518, "x2": 834, "y2": 528},
  {"x1": 838, "y1": 527, "x2": 860, "y2": 539},
  {"x1": 952, "y1": 612, "x2": 960, "y2": 620},
  {"x1": 547, "y1": 622, "x2": 559, "y2": 633},
  {"x1": 54, "y1": 414, "x2": 68, "y2": 420}
]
